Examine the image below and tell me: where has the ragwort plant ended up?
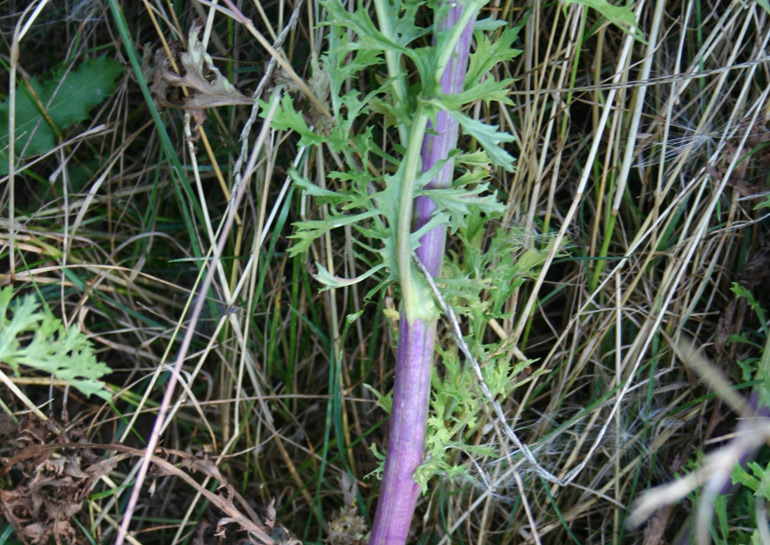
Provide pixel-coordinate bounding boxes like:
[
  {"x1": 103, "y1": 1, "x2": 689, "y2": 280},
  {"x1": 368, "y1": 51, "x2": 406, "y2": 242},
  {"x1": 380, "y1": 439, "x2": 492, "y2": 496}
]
[{"x1": 270, "y1": 0, "x2": 526, "y2": 542}]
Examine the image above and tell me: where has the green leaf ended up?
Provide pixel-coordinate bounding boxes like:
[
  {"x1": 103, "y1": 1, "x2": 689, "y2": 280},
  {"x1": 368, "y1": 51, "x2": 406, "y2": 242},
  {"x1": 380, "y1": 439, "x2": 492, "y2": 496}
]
[
  {"x1": 290, "y1": 169, "x2": 351, "y2": 206},
  {"x1": 363, "y1": 383, "x2": 392, "y2": 413},
  {"x1": 0, "y1": 287, "x2": 111, "y2": 400},
  {"x1": 0, "y1": 55, "x2": 122, "y2": 174},
  {"x1": 731, "y1": 282, "x2": 767, "y2": 326},
  {"x1": 440, "y1": 78, "x2": 515, "y2": 108},
  {"x1": 289, "y1": 210, "x2": 380, "y2": 256},
  {"x1": 263, "y1": 94, "x2": 326, "y2": 146},
  {"x1": 474, "y1": 17, "x2": 510, "y2": 31},
  {"x1": 313, "y1": 261, "x2": 387, "y2": 289},
  {"x1": 747, "y1": 461, "x2": 770, "y2": 500},
  {"x1": 466, "y1": 25, "x2": 522, "y2": 87},
  {"x1": 422, "y1": 181, "x2": 505, "y2": 234},
  {"x1": 564, "y1": 0, "x2": 645, "y2": 42},
  {"x1": 732, "y1": 462, "x2": 761, "y2": 491},
  {"x1": 321, "y1": 0, "x2": 420, "y2": 56},
  {"x1": 441, "y1": 106, "x2": 516, "y2": 171}
]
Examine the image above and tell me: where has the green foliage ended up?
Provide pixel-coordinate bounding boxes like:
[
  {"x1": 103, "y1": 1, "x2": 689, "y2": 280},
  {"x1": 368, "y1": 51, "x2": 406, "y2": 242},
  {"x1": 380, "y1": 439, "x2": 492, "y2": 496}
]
[
  {"x1": 0, "y1": 287, "x2": 111, "y2": 400},
  {"x1": 683, "y1": 282, "x2": 770, "y2": 544},
  {"x1": 564, "y1": 0, "x2": 645, "y2": 42},
  {"x1": 277, "y1": 0, "x2": 520, "y2": 295},
  {"x1": 728, "y1": 282, "x2": 770, "y2": 405},
  {"x1": 413, "y1": 342, "x2": 541, "y2": 492},
  {"x1": 274, "y1": 0, "x2": 534, "y2": 499},
  {"x1": 0, "y1": 55, "x2": 122, "y2": 175},
  {"x1": 465, "y1": 25, "x2": 522, "y2": 89},
  {"x1": 365, "y1": 338, "x2": 539, "y2": 493},
  {"x1": 358, "y1": 215, "x2": 549, "y2": 489},
  {"x1": 731, "y1": 461, "x2": 770, "y2": 501}
]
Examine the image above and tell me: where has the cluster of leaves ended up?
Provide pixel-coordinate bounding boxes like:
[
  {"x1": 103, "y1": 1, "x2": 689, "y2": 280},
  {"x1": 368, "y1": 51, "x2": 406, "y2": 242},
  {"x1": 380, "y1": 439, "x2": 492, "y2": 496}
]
[
  {"x1": 729, "y1": 283, "x2": 769, "y2": 385},
  {"x1": 0, "y1": 287, "x2": 111, "y2": 400},
  {"x1": 263, "y1": 0, "x2": 522, "y2": 297},
  {"x1": 442, "y1": 212, "x2": 560, "y2": 335},
  {"x1": 725, "y1": 283, "x2": 770, "y2": 544},
  {"x1": 265, "y1": 0, "x2": 534, "y2": 497},
  {"x1": 679, "y1": 282, "x2": 770, "y2": 543},
  {"x1": 417, "y1": 221, "x2": 553, "y2": 489},
  {"x1": 415, "y1": 349, "x2": 538, "y2": 492},
  {"x1": 0, "y1": 55, "x2": 122, "y2": 175},
  {"x1": 363, "y1": 214, "x2": 554, "y2": 487}
]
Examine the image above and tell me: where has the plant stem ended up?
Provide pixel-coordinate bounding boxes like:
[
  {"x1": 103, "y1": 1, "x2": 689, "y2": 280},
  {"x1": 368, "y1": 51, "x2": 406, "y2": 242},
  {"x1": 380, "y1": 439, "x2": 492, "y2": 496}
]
[
  {"x1": 397, "y1": 109, "x2": 430, "y2": 320},
  {"x1": 369, "y1": 316, "x2": 437, "y2": 545},
  {"x1": 369, "y1": 5, "x2": 476, "y2": 544}
]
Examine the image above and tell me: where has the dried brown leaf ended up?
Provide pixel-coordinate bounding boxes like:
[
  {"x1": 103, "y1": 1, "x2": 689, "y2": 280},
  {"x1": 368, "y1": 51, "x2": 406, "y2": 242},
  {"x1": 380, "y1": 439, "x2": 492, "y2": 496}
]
[
  {"x1": 264, "y1": 499, "x2": 276, "y2": 531},
  {"x1": 151, "y1": 22, "x2": 252, "y2": 133}
]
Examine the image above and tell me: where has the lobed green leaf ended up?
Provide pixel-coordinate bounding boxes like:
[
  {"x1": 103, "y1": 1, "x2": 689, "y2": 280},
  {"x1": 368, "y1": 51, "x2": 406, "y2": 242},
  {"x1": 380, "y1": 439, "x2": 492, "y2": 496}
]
[{"x1": 0, "y1": 287, "x2": 111, "y2": 400}]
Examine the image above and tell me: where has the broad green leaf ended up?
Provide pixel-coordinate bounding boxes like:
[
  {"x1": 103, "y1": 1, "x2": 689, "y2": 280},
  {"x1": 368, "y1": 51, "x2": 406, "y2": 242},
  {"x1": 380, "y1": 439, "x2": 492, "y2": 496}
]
[{"x1": 0, "y1": 56, "x2": 122, "y2": 174}]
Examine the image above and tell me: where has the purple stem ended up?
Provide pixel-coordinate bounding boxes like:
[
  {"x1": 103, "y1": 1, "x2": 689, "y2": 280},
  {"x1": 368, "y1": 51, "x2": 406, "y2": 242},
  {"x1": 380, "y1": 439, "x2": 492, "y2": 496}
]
[
  {"x1": 368, "y1": 6, "x2": 475, "y2": 545},
  {"x1": 415, "y1": 6, "x2": 474, "y2": 276}
]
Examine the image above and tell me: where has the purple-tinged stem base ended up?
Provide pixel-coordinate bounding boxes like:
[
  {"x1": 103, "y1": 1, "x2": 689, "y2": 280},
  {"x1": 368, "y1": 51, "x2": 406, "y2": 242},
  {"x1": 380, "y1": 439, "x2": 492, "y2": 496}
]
[{"x1": 368, "y1": 316, "x2": 436, "y2": 545}]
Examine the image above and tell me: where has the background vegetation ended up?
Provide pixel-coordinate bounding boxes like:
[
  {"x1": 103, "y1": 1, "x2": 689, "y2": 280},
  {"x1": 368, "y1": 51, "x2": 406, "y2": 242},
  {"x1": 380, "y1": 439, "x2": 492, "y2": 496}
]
[{"x1": 1, "y1": 0, "x2": 769, "y2": 544}]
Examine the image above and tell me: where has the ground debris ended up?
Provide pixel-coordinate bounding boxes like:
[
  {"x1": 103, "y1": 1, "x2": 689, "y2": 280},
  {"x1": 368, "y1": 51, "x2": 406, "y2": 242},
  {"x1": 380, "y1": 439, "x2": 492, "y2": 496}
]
[{"x1": 0, "y1": 415, "x2": 115, "y2": 545}]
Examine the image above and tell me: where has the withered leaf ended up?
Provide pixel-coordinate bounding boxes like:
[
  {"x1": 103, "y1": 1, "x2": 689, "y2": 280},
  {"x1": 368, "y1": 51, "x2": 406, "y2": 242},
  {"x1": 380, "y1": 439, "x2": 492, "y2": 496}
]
[
  {"x1": 264, "y1": 498, "x2": 276, "y2": 531},
  {"x1": 155, "y1": 22, "x2": 252, "y2": 133}
]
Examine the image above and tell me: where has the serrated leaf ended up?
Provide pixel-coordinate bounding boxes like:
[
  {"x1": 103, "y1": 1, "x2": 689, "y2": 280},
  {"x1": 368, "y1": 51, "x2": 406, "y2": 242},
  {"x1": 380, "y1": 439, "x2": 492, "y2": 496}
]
[
  {"x1": 441, "y1": 106, "x2": 516, "y2": 171},
  {"x1": 422, "y1": 182, "x2": 505, "y2": 233},
  {"x1": 0, "y1": 55, "x2": 122, "y2": 174},
  {"x1": 440, "y1": 78, "x2": 515, "y2": 108},
  {"x1": 0, "y1": 287, "x2": 111, "y2": 400},
  {"x1": 747, "y1": 461, "x2": 770, "y2": 500},
  {"x1": 732, "y1": 463, "x2": 761, "y2": 491},
  {"x1": 565, "y1": 0, "x2": 645, "y2": 42},
  {"x1": 289, "y1": 210, "x2": 379, "y2": 256},
  {"x1": 466, "y1": 25, "x2": 522, "y2": 86},
  {"x1": 290, "y1": 169, "x2": 351, "y2": 206},
  {"x1": 323, "y1": 35, "x2": 384, "y2": 98},
  {"x1": 263, "y1": 94, "x2": 325, "y2": 146},
  {"x1": 456, "y1": 150, "x2": 493, "y2": 167},
  {"x1": 321, "y1": 0, "x2": 416, "y2": 55}
]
